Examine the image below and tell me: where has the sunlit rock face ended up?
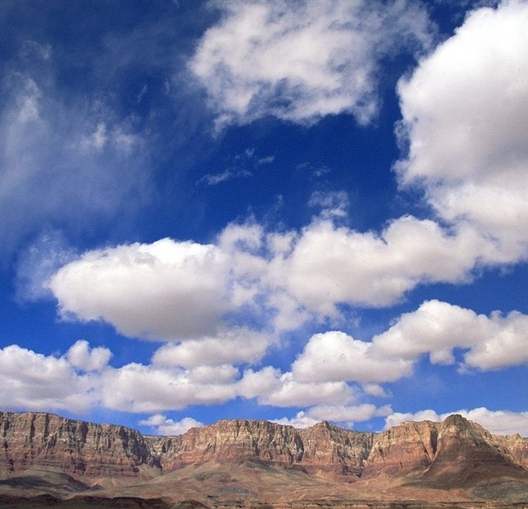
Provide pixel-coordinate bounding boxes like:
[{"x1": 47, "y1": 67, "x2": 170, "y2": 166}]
[
  {"x1": 0, "y1": 411, "x2": 158, "y2": 477},
  {"x1": 2, "y1": 410, "x2": 528, "y2": 491}
]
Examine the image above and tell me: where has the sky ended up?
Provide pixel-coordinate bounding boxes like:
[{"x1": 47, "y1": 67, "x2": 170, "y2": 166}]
[{"x1": 1, "y1": 0, "x2": 528, "y2": 438}]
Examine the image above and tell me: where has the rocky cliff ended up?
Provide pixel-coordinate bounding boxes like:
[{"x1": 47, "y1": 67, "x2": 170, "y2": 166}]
[
  {"x1": 0, "y1": 411, "x2": 158, "y2": 477},
  {"x1": 2, "y1": 410, "x2": 528, "y2": 489}
]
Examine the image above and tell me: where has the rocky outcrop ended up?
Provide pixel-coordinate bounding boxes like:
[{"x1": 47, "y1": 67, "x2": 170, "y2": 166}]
[
  {"x1": 154, "y1": 420, "x2": 373, "y2": 477},
  {"x1": 0, "y1": 411, "x2": 159, "y2": 477},
  {"x1": 297, "y1": 421, "x2": 373, "y2": 476},
  {"x1": 154, "y1": 419, "x2": 304, "y2": 471},
  {"x1": 1, "y1": 410, "x2": 528, "y2": 490},
  {"x1": 419, "y1": 414, "x2": 526, "y2": 488},
  {"x1": 362, "y1": 419, "x2": 439, "y2": 478}
]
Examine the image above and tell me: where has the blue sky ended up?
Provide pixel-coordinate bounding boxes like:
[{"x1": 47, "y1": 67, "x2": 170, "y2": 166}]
[{"x1": 1, "y1": 0, "x2": 528, "y2": 437}]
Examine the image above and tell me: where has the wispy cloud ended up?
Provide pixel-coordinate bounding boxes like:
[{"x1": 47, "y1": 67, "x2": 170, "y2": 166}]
[
  {"x1": 197, "y1": 168, "x2": 252, "y2": 187},
  {"x1": 196, "y1": 148, "x2": 274, "y2": 186},
  {"x1": 190, "y1": 0, "x2": 433, "y2": 129},
  {"x1": 0, "y1": 69, "x2": 152, "y2": 256}
]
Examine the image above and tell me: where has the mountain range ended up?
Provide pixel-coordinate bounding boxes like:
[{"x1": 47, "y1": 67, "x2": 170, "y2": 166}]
[{"x1": 2, "y1": 411, "x2": 528, "y2": 508}]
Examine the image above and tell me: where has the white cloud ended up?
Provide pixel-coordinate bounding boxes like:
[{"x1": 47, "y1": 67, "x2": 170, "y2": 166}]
[
  {"x1": 0, "y1": 336, "x2": 363, "y2": 415},
  {"x1": 292, "y1": 331, "x2": 412, "y2": 384},
  {"x1": 190, "y1": 0, "x2": 432, "y2": 128},
  {"x1": 396, "y1": 0, "x2": 528, "y2": 261},
  {"x1": 285, "y1": 299, "x2": 528, "y2": 391},
  {"x1": 0, "y1": 344, "x2": 100, "y2": 414},
  {"x1": 462, "y1": 407, "x2": 528, "y2": 436},
  {"x1": 48, "y1": 239, "x2": 232, "y2": 341},
  {"x1": 259, "y1": 371, "x2": 355, "y2": 408},
  {"x1": 152, "y1": 328, "x2": 273, "y2": 368},
  {"x1": 14, "y1": 229, "x2": 77, "y2": 302},
  {"x1": 273, "y1": 404, "x2": 391, "y2": 428},
  {"x1": 308, "y1": 403, "x2": 392, "y2": 424},
  {"x1": 66, "y1": 340, "x2": 112, "y2": 372},
  {"x1": 139, "y1": 415, "x2": 204, "y2": 436},
  {"x1": 372, "y1": 300, "x2": 528, "y2": 371},
  {"x1": 100, "y1": 362, "x2": 359, "y2": 413},
  {"x1": 362, "y1": 383, "x2": 390, "y2": 398},
  {"x1": 80, "y1": 122, "x2": 108, "y2": 151},
  {"x1": 308, "y1": 190, "x2": 349, "y2": 219},
  {"x1": 101, "y1": 363, "x2": 240, "y2": 413},
  {"x1": 46, "y1": 213, "x2": 508, "y2": 345},
  {"x1": 196, "y1": 148, "x2": 274, "y2": 186},
  {"x1": 385, "y1": 407, "x2": 528, "y2": 437},
  {"x1": 272, "y1": 411, "x2": 319, "y2": 429},
  {"x1": 197, "y1": 168, "x2": 252, "y2": 186},
  {"x1": 236, "y1": 366, "x2": 282, "y2": 400},
  {"x1": 4, "y1": 294, "x2": 528, "y2": 418},
  {"x1": 269, "y1": 217, "x2": 489, "y2": 316}
]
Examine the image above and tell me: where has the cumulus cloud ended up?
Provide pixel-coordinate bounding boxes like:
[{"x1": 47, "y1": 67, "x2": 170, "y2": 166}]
[
  {"x1": 48, "y1": 239, "x2": 232, "y2": 341},
  {"x1": 98, "y1": 300, "x2": 528, "y2": 412},
  {"x1": 99, "y1": 362, "x2": 360, "y2": 413},
  {"x1": 268, "y1": 217, "x2": 492, "y2": 316},
  {"x1": 100, "y1": 363, "x2": 240, "y2": 413},
  {"x1": 139, "y1": 415, "x2": 204, "y2": 436},
  {"x1": 259, "y1": 372, "x2": 355, "y2": 408},
  {"x1": 1, "y1": 337, "x2": 358, "y2": 415},
  {"x1": 272, "y1": 411, "x2": 319, "y2": 429},
  {"x1": 152, "y1": 328, "x2": 273, "y2": 368},
  {"x1": 44, "y1": 23, "x2": 528, "y2": 407},
  {"x1": 292, "y1": 331, "x2": 412, "y2": 384},
  {"x1": 66, "y1": 340, "x2": 112, "y2": 372},
  {"x1": 236, "y1": 366, "x2": 282, "y2": 400},
  {"x1": 372, "y1": 300, "x2": 528, "y2": 371},
  {"x1": 7, "y1": 0, "x2": 528, "y2": 437},
  {"x1": 284, "y1": 300, "x2": 528, "y2": 391},
  {"x1": 273, "y1": 404, "x2": 391, "y2": 428},
  {"x1": 190, "y1": 0, "x2": 432, "y2": 128},
  {"x1": 0, "y1": 343, "x2": 103, "y2": 413},
  {"x1": 308, "y1": 403, "x2": 392, "y2": 424},
  {"x1": 4, "y1": 295, "x2": 528, "y2": 420},
  {"x1": 396, "y1": 0, "x2": 528, "y2": 260},
  {"x1": 385, "y1": 407, "x2": 528, "y2": 437},
  {"x1": 47, "y1": 212, "x2": 511, "y2": 344}
]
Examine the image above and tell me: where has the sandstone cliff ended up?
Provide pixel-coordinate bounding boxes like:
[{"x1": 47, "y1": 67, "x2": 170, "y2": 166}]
[
  {"x1": 0, "y1": 411, "x2": 158, "y2": 477},
  {"x1": 1, "y1": 410, "x2": 528, "y2": 491}
]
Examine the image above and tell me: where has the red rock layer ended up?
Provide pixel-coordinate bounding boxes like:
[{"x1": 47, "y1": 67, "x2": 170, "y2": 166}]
[
  {"x1": 2, "y1": 410, "x2": 528, "y2": 488},
  {"x1": 0, "y1": 411, "x2": 158, "y2": 477}
]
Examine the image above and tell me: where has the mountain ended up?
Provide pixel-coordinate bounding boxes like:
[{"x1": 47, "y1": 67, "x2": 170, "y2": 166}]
[{"x1": 1, "y1": 411, "x2": 528, "y2": 507}]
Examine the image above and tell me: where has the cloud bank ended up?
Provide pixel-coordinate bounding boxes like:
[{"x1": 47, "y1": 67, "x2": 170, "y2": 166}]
[{"x1": 4, "y1": 297, "x2": 528, "y2": 429}]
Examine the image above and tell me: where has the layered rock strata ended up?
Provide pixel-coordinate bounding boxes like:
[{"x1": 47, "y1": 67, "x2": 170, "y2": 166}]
[
  {"x1": 1, "y1": 410, "x2": 528, "y2": 488},
  {"x1": 0, "y1": 411, "x2": 158, "y2": 477}
]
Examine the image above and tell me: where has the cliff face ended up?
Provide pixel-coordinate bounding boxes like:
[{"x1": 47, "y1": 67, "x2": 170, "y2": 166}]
[
  {"x1": 0, "y1": 411, "x2": 158, "y2": 477},
  {"x1": 297, "y1": 421, "x2": 373, "y2": 476},
  {"x1": 419, "y1": 414, "x2": 527, "y2": 488},
  {"x1": 154, "y1": 419, "x2": 304, "y2": 472},
  {"x1": 1, "y1": 410, "x2": 528, "y2": 489},
  {"x1": 362, "y1": 419, "x2": 439, "y2": 478},
  {"x1": 154, "y1": 420, "x2": 373, "y2": 476}
]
